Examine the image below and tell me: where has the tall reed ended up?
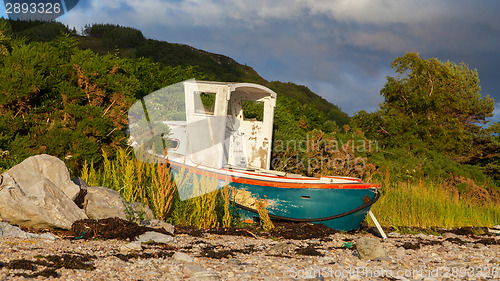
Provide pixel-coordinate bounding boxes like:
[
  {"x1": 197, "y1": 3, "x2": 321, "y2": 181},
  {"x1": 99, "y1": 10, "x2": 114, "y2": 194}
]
[
  {"x1": 221, "y1": 184, "x2": 235, "y2": 228},
  {"x1": 150, "y1": 157, "x2": 176, "y2": 221},
  {"x1": 256, "y1": 197, "x2": 275, "y2": 231},
  {"x1": 368, "y1": 171, "x2": 500, "y2": 228},
  {"x1": 80, "y1": 147, "x2": 176, "y2": 222}
]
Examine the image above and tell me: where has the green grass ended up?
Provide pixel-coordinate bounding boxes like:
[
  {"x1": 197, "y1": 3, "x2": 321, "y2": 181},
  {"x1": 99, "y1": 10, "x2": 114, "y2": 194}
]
[
  {"x1": 81, "y1": 147, "x2": 236, "y2": 229},
  {"x1": 368, "y1": 178, "x2": 500, "y2": 228}
]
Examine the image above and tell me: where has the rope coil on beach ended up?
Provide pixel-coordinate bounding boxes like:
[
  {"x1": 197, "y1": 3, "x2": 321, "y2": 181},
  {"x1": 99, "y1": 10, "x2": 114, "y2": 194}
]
[{"x1": 233, "y1": 189, "x2": 381, "y2": 222}]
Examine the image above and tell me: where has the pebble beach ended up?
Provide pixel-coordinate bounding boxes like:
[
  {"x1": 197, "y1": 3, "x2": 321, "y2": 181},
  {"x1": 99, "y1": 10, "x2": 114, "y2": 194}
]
[{"x1": 0, "y1": 228, "x2": 499, "y2": 280}]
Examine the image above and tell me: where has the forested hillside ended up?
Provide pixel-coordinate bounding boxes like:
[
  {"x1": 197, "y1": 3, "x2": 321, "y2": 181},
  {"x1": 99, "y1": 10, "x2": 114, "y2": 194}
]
[{"x1": 79, "y1": 23, "x2": 350, "y2": 127}]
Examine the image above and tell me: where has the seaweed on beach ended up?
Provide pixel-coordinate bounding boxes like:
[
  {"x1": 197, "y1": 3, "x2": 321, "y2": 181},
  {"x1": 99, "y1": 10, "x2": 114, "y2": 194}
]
[
  {"x1": 115, "y1": 251, "x2": 175, "y2": 262},
  {"x1": 199, "y1": 244, "x2": 257, "y2": 259},
  {"x1": 70, "y1": 217, "x2": 172, "y2": 241},
  {"x1": 5, "y1": 254, "x2": 96, "y2": 278},
  {"x1": 295, "y1": 244, "x2": 325, "y2": 256},
  {"x1": 176, "y1": 221, "x2": 339, "y2": 240}
]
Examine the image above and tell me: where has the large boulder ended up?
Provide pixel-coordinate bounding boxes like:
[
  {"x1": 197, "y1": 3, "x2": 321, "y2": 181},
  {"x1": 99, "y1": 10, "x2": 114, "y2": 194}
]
[
  {"x1": 4, "y1": 154, "x2": 80, "y2": 200},
  {"x1": 84, "y1": 186, "x2": 129, "y2": 220},
  {"x1": 83, "y1": 186, "x2": 155, "y2": 222},
  {"x1": 0, "y1": 154, "x2": 157, "y2": 230},
  {"x1": 0, "y1": 173, "x2": 88, "y2": 229}
]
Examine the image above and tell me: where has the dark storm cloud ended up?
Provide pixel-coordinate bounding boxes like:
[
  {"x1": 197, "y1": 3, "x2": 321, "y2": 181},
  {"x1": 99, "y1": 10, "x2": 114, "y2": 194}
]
[{"x1": 5, "y1": 0, "x2": 497, "y2": 117}]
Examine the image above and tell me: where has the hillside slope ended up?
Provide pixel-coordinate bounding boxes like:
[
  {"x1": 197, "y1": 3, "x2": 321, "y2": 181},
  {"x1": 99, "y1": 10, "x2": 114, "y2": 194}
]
[
  {"x1": 5, "y1": 20, "x2": 350, "y2": 126},
  {"x1": 78, "y1": 23, "x2": 350, "y2": 126}
]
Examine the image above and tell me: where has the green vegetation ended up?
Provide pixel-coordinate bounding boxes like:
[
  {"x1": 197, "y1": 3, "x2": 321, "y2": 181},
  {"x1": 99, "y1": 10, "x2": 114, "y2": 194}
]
[
  {"x1": 83, "y1": 23, "x2": 145, "y2": 49},
  {"x1": 0, "y1": 21, "x2": 498, "y2": 229},
  {"x1": 0, "y1": 20, "x2": 205, "y2": 173},
  {"x1": 7, "y1": 19, "x2": 76, "y2": 42},
  {"x1": 353, "y1": 53, "x2": 495, "y2": 159},
  {"x1": 369, "y1": 172, "x2": 500, "y2": 228},
  {"x1": 82, "y1": 147, "x2": 235, "y2": 228},
  {"x1": 353, "y1": 53, "x2": 499, "y2": 183}
]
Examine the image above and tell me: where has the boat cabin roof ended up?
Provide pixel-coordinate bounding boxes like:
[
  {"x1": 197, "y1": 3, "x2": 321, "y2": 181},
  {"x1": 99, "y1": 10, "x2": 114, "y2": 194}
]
[{"x1": 184, "y1": 81, "x2": 277, "y2": 99}]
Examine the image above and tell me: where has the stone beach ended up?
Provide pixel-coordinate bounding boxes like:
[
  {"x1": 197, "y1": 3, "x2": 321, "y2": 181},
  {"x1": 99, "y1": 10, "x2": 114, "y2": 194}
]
[
  {"x1": 0, "y1": 226, "x2": 498, "y2": 280},
  {"x1": 1, "y1": 155, "x2": 498, "y2": 280}
]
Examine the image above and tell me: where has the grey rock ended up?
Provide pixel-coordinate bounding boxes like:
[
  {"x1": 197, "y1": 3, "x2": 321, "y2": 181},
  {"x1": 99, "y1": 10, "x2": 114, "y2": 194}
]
[
  {"x1": 271, "y1": 242, "x2": 292, "y2": 254},
  {"x1": 143, "y1": 219, "x2": 174, "y2": 234},
  {"x1": 173, "y1": 252, "x2": 194, "y2": 262},
  {"x1": 190, "y1": 271, "x2": 220, "y2": 280},
  {"x1": 183, "y1": 264, "x2": 207, "y2": 275},
  {"x1": 442, "y1": 241, "x2": 453, "y2": 247},
  {"x1": 227, "y1": 258, "x2": 242, "y2": 266},
  {"x1": 441, "y1": 232, "x2": 458, "y2": 239},
  {"x1": 83, "y1": 186, "x2": 156, "y2": 223},
  {"x1": 84, "y1": 186, "x2": 129, "y2": 220},
  {"x1": 437, "y1": 246, "x2": 447, "y2": 252},
  {"x1": 38, "y1": 232, "x2": 58, "y2": 240},
  {"x1": 489, "y1": 228, "x2": 500, "y2": 235},
  {"x1": 0, "y1": 222, "x2": 58, "y2": 240},
  {"x1": 0, "y1": 222, "x2": 36, "y2": 239},
  {"x1": 4, "y1": 154, "x2": 80, "y2": 200},
  {"x1": 388, "y1": 232, "x2": 401, "y2": 237},
  {"x1": 0, "y1": 174, "x2": 87, "y2": 229},
  {"x1": 120, "y1": 241, "x2": 143, "y2": 253},
  {"x1": 128, "y1": 202, "x2": 156, "y2": 224},
  {"x1": 71, "y1": 177, "x2": 90, "y2": 188},
  {"x1": 416, "y1": 233, "x2": 429, "y2": 239},
  {"x1": 355, "y1": 237, "x2": 387, "y2": 260},
  {"x1": 136, "y1": 231, "x2": 174, "y2": 243}
]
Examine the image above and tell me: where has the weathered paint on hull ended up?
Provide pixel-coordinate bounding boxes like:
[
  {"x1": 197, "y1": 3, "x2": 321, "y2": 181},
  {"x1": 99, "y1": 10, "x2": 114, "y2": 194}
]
[
  {"x1": 168, "y1": 161, "x2": 379, "y2": 231},
  {"x1": 231, "y1": 181, "x2": 377, "y2": 231}
]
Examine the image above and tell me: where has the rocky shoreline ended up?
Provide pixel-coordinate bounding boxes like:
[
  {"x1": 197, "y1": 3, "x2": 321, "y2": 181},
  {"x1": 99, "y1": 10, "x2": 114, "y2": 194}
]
[
  {"x1": 0, "y1": 224, "x2": 498, "y2": 281},
  {"x1": 1, "y1": 155, "x2": 498, "y2": 280}
]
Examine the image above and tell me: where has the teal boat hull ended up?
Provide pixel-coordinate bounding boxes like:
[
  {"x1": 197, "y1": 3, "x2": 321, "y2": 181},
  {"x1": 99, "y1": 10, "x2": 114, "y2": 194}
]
[
  {"x1": 168, "y1": 161, "x2": 380, "y2": 232},
  {"x1": 230, "y1": 181, "x2": 378, "y2": 231}
]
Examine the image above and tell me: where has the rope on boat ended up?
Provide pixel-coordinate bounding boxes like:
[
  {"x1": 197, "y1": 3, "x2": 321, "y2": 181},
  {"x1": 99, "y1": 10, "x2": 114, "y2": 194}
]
[{"x1": 233, "y1": 189, "x2": 381, "y2": 222}]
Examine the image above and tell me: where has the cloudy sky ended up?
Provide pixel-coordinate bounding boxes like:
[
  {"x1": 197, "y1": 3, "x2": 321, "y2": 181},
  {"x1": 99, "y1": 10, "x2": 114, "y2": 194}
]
[{"x1": 1, "y1": 0, "x2": 499, "y2": 121}]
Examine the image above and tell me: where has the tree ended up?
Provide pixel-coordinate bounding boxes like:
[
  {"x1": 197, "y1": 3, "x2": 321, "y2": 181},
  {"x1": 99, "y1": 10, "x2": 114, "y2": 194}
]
[{"x1": 352, "y1": 52, "x2": 495, "y2": 161}]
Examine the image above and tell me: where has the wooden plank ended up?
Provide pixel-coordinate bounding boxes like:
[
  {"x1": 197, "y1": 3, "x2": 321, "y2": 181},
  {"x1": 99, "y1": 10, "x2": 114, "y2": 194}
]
[{"x1": 369, "y1": 210, "x2": 387, "y2": 240}]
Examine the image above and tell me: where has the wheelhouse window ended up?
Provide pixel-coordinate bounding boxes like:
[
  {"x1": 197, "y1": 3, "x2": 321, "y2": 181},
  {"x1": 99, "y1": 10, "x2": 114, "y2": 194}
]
[
  {"x1": 242, "y1": 100, "x2": 264, "y2": 121},
  {"x1": 194, "y1": 92, "x2": 216, "y2": 115}
]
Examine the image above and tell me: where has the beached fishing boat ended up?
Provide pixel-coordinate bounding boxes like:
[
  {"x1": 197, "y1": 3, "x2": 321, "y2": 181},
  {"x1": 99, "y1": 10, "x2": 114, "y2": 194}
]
[{"x1": 128, "y1": 80, "x2": 380, "y2": 231}]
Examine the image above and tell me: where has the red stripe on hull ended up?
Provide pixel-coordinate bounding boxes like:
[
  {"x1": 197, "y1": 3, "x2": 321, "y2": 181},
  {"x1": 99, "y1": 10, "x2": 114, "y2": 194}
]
[
  {"x1": 232, "y1": 177, "x2": 379, "y2": 189},
  {"x1": 168, "y1": 161, "x2": 380, "y2": 190}
]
